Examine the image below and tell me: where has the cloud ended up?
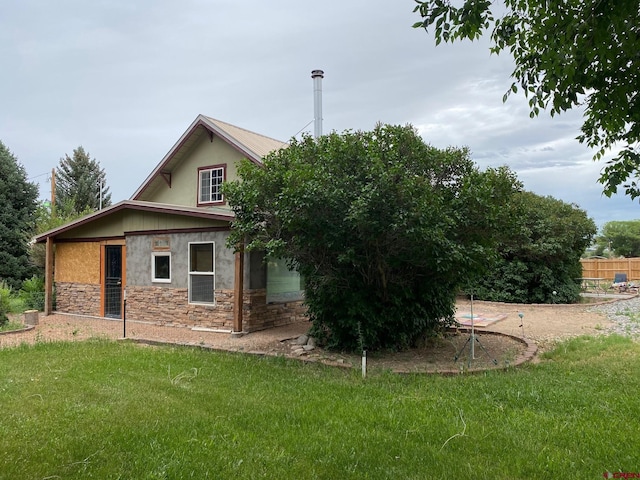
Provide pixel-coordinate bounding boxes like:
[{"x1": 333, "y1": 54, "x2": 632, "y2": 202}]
[{"x1": 1, "y1": 0, "x2": 636, "y2": 229}]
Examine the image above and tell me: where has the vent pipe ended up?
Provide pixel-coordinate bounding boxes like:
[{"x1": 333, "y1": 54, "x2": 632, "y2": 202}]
[{"x1": 311, "y1": 69, "x2": 324, "y2": 138}]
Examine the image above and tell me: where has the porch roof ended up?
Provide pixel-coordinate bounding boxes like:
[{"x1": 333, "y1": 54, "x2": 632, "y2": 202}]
[{"x1": 35, "y1": 200, "x2": 235, "y2": 243}]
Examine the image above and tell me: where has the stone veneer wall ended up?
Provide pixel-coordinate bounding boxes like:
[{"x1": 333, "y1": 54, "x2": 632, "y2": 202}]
[
  {"x1": 124, "y1": 286, "x2": 307, "y2": 332},
  {"x1": 242, "y1": 289, "x2": 307, "y2": 333},
  {"x1": 55, "y1": 282, "x2": 101, "y2": 317},
  {"x1": 55, "y1": 283, "x2": 308, "y2": 331},
  {"x1": 125, "y1": 286, "x2": 235, "y2": 329}
]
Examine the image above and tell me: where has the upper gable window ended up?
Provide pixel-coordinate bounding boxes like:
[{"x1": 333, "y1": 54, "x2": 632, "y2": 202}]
[{"x1": 198, "y1": 165, "x2": 225, "y2": 205}]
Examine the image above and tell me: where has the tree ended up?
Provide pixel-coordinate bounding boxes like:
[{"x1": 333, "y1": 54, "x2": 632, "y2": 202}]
[
  {"x1": 595, "y1": 220, "x2": 640, "y2": 258},
  {"x1": 473, "y1": 191, "x2": 597, "y2": 304},
  {"x1": 0, "y1": 141, "x2": 39, "y2": 290},
  {"x1": 412, "y1": 0, "x2": 640, "y2": 200},
  {"x1": 30, "y1": 198, "x2": 94, "y2": 271},
  {"x1": 225, "y1": 124, "x2": 520, "y2": 351},
  {"x1": 56, "y1": 146, "x2": 111, "y2": 214}
]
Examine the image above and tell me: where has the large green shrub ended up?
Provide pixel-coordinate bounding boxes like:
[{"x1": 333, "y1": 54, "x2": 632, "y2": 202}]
[
  {"x1": 225, "y1": 124, "x2": 520, "y2": 351},
  {"x1": 473, "y1": 192, "x2": 596, "y2": 304}
]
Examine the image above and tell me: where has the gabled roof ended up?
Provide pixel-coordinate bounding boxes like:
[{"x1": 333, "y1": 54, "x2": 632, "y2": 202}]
[
  {"x1": 131, "y1": 114, "x2": 286, "y2": 200},
  {"x1": 35, "y1": 200, "x2": 235, "y2": 243}
]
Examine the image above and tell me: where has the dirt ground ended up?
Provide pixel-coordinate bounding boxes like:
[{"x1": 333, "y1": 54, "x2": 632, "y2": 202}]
[{"x1": 0, "y1": 297, "x2": 623, "y2": 374}]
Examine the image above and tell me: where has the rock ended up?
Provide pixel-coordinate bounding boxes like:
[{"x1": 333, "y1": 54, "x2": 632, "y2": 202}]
[
  {"x1": 294, "y1": 334, "x2": 309, "y2": 345},
  {"x1": 302, "y1": 344, "x2": 315, "y2": 351},
  {"x1": 307, "y1": 336, "x2": 316, "y2": 347}
]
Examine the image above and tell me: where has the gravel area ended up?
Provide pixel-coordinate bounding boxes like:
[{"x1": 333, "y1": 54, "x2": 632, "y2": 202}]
[{"x1": 589, "y1": 295, "x2": 640, "y2": 337}]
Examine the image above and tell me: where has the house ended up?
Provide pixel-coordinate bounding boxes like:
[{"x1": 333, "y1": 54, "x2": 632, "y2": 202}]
[{"x1": 35, "y1": 115, "x2": 306, "y2": 333}]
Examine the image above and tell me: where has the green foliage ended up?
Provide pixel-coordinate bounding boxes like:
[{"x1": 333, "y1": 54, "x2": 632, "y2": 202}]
[
  {"x1": 596, "y1": 220, "x2": 640, "y2": 258},
  {"x1": 56, "y1": 146, "x2": 111, "y2": 215},
  {"x1": 473, "y1": 192, "x2": 597, "y2": 303},
  {"x1": 225, "y1": 124, "x2": 520, "y2": 351},
  {"x1": 0, "y1": 281, "x2": 13, "y2": 325},
  {"x1": 30, "y1": 197, "x2": 94, "y2": 270},
  {"x1": 0, "y1": 140, "x2": 39, "y2": 290},
  {"x1": 413, "y1": 0, "x2": 640, "y2": 200},
  {"x1": 19, "y1": 275, "x2": 46, "y2": 311}
]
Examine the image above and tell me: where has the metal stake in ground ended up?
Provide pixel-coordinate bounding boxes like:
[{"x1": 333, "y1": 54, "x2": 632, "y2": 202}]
[{"x1": 454, "y1": 293, "x2": 498, "y2": 368}]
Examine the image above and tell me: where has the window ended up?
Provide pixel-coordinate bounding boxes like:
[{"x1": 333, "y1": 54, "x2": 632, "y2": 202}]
[
  {"x1": 266, "y1": 257, "x2": 304, "y2": 303},
  {"x1": 198, "y1": 165, "x2": 225, "y2": 204},
  {"x1": 152, "y1": 252, "x2": 171, "y2": 283},
  {"x1": 189, "y1": 242, "x2": 215, "y2": 304}
]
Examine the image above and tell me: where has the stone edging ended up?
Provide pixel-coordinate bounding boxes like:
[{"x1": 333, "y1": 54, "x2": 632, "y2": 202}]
[
  {"x1": 120, "y1": 330, "x2": 538, "y2": 376},
  {"x1": 0, "y1": 325, "x2": 36, "y2": 336},
  {"x1": 389, "y1": 328, "x2": 538, "y2": 376}
]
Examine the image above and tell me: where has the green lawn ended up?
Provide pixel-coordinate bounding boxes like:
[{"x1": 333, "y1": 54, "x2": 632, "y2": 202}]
[{"x1": 0, "y1": 335, "x2": 638, "y2": 479}]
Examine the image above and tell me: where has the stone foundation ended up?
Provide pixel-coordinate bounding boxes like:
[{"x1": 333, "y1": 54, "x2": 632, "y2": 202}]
[
  {"x1": 124, "y1": 286, "x2": 234, "y2": 329},
  {"x1": 55, "y1": 282, "x2": 101, "y2": 317},
  {"x1": 53, "y1": 283, "x2": 307, "y2": 332},
  {"x1": 242, "y1": 289, "x2": 307, "y2": 332}
]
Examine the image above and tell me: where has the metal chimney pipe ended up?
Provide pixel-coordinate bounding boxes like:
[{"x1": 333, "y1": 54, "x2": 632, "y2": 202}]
[{"x1": 311, "y1": 69, "x2": 324, "y2": 138}]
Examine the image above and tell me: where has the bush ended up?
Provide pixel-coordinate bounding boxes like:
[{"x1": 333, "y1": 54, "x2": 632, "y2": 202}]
[
  {"x1": 19, "y1": 275, "x2": 46, "y2": 311},
  {"x1": 226, "y1": 125, "x2": 520, "y2": 351},
  {"x1": 0, "y1": 281, "x2": 13, "y2": 326},
  {"x1": 473, "y1": 192, "x2": 596, "y2": 304}
]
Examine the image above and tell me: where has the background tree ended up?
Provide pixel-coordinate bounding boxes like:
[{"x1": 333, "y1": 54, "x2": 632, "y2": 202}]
[
  {"x1": 225, "y1": 124, "x2": 520, "y2": 351},
  {"x1": 0, "y1": 141, "x2": 39, "y2": 290},
  {"x1": 56, "y1": 146, "x2": 111, "y2": 214},
  {"x1": 595, "y1": 220, "x2": 640, "y2": 258},
  {"x1": 472, "y1": 192, "x2": 597, "y2": 304},
  {"x1": 30, "y1": 198, "x2": 94, "y2": 271},
  {"x1": 412, "y1": 0, "x2": 640, "y2": 200}
]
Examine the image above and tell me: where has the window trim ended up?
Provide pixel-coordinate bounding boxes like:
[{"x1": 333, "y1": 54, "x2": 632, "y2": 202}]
[
  {"x1": 151, "y1": 252, "x2": 172, "y2": 283},
  {"x1": 197, "y1": 164, "x2": 226, "y2": 206},
  {"x1": 188, "y1": 241, "x2": 216, "y2": 305}
]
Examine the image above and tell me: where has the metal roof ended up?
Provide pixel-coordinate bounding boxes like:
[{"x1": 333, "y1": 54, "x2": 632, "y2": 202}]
[{"x1": 132, "y1": 115, "x2": 287, "y2": 200}]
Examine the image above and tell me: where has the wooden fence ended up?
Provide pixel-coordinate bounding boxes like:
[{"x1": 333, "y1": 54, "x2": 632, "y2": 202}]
[{"x1": 580, "y1": 257, "x2": 640, "y2": 280}]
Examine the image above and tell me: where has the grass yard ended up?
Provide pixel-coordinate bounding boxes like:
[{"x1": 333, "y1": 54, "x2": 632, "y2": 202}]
[{"x1": 0, "y1": 335, "x2": 638, "y2": 479}]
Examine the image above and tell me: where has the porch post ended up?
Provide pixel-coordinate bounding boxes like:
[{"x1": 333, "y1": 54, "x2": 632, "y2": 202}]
[
  {"x1": 44, "y1": 237, "x2": 54, "y2": 315},
  {"x1": 233, "y1": 243, "x2": 244, "y2": 334}
]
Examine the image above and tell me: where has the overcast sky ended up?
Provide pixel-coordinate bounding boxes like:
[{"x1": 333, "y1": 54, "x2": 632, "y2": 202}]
[{"x1": 1, "y1": 0, "x2": 636, "y2": 228}]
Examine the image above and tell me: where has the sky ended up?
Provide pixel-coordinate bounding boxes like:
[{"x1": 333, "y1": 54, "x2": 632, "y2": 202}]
[{"x1": 1, "y1": 0, "x2": 636, "y2": 229}]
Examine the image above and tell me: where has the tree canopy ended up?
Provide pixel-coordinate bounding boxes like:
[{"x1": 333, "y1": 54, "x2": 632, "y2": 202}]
[
  {"x1": 225, "y1": 124, "x2": 520, "y2": 351},
  {"x1": 413, "y1": 0, "x2": 640, "y2": 200},
  {"x1": 56, "y1": 146, "x2": 111, "y2": 214},
  {"x1": 472, "y1": 191, "x2": 596, "y2": 304},
  {"x1": 0, "y1": 141, "x2": 39, "y2": 290},
  {"x1": 595, "y1": 220, "x2": 640, "y2": 258}
]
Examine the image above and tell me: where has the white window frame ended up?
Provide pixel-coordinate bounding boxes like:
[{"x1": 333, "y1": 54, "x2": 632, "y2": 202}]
[
  {"x1": 151, "y1": 252, "x2": 172, "y2": 283},
  {"x1": 188, "y1": 241, "x2": 215, "y2": 305},
  {"x1": 198, "y1": 165, "x2": 225, "y2": 205}
]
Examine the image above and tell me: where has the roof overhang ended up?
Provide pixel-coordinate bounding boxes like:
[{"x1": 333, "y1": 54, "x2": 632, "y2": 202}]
[{"x1": 35, "y1": 200, "x2": 235, "y2": 243}]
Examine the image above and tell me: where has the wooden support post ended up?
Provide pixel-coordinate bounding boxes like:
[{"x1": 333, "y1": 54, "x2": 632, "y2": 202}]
[
  {"x1": 233, "y1": 244, "x2": 244, "y2": 334},
  {"x1": 44, "y1": 237, "x2": 54, "y2": 315}
]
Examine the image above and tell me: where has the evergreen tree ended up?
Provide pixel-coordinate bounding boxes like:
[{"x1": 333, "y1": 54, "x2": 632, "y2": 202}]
[
  {"x1": 0, "y1": 141, "x2": 39, "y2": 289},
  {"x1": 56, "y1": 146, "x2": 111, "y2": 214}
]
